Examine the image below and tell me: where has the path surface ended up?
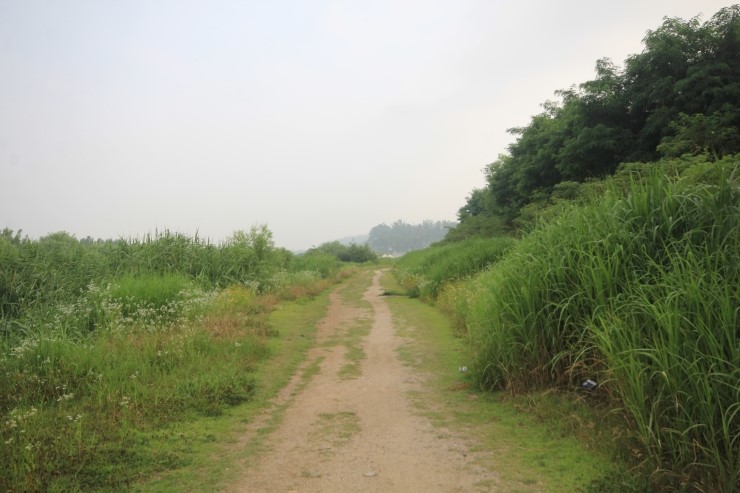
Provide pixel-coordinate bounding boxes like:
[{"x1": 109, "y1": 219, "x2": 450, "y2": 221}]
[{"x1": 228, "y1": 270, "x2": 497, "y2": 492}]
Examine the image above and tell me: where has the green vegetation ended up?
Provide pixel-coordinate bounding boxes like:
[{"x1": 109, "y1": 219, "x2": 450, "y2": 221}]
[
  {"x1": 367, "y1": 219, "x2": 457, "y2": 254},
  {"x1": 396, "y1": 236, "x2": 516, "y2": 301},
  {"x1": 2, "y1": 5, "x2": 737, "y2": 491},
  {"x1": 380, "y1": 271, "x2": 629, "y2": 492},
  {"x1": 397, "y1": 157, "x2": 739, "y2": 491},
  {"x1": 394, "y1": 7, "x2": 739, "y2": 491},
  {"x1": 302, "y1": 240, "x2": 378, "y2": 263},
  {"x1": 468, "y1": 159, "x2": 737, "y2": 488},
  {"x1": 136, "y1": 289, "x2": 333, "y2": 492},
  {"x1": 0, "y1": 225, "x2": 365, "y2": 491},
  {"x1": 451, "y1": 6, "x2": 740, "y2": 237}
]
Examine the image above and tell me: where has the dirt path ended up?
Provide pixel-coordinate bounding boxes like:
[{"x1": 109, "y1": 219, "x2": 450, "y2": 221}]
[{"x1": 227, "y1": 269, "x2": 497, "y2": 492}]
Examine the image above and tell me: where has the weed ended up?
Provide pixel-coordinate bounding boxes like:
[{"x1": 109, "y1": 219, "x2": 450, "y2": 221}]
[{"x1": 0, "y1": 227, "x2": 345, "y2": 491}]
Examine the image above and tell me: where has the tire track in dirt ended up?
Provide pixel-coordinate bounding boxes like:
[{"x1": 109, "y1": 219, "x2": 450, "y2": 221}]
[{"x1": 227, "y1": 269, "x2": 498, "y2": 492}]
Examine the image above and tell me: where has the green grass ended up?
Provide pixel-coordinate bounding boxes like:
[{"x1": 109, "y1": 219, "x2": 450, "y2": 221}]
[
  {"x1": 0, "y1": 227, "x2": 345, "y2": 329},
  {"x1": 466, "y1": 163, "x2": 738, "y2": 490},
  {"x1": 0, "y1": 295, "x2": 263, "y2": 491},
  {"x1": 395, "y1": 236, "x2": 516, "y2": 300},
  {"x1": 336, "y1": 267, "x2": 375, "y2": 305},
  {"x1": 402, "y1": 156, "x2": 738, "y2": 491},
  {"x1": 0, "y1": 223, "x2": 362, "y2": 491},
  {"x1": 381, "y1": 271, "x2": 626, "y2": 492},
  {"x1": 111, "y1": 273, "x2": 194, "y2": 315},
  {"x1": 135, "y1": 288, "x2": 333, "y2": 492},
  {"x1": 0, "y1": 265, "x2": 340, "y2": 492}
]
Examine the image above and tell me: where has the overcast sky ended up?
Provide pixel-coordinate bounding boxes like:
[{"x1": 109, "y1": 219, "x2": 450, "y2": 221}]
[{"x1": 0, "y1": 0, "x2": 733, "y2": 250}]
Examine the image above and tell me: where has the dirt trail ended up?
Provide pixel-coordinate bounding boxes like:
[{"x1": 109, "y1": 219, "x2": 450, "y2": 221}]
[{"x1": 228, "y1": 270, "x2": 497, "y2": 492}]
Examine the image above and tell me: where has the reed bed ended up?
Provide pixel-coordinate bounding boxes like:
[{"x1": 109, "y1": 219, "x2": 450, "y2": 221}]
[
  {"x1": 0, "y1": 228, "x2": 351, "y2": 490},
  {"x1": 463, "y1": 162, "x2": 738, "y2": 491}
]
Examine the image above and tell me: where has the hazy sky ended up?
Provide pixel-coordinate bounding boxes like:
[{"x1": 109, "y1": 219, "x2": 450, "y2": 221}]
[{"x1": 0, "y1": 1, "x2": 733, "y2": 250}]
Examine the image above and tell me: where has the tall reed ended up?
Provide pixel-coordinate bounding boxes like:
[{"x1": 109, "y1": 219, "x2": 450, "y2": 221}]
[
  {"x1": 0, "y1": 228, "x2": 342, "y2": 331},
  {"x1": 0, "y1": 226, "x2": 350, "y2": 489},
  {"x1": 395, "y1": 236, "x2": 516, "y2": 300},
  {"x1": 461, "y1": 159, "x2": 738, "y2": 490}
]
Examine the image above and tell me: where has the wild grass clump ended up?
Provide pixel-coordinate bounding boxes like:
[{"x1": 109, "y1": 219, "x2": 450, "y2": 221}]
[
  {"x1": 395, "y1": 236, "x2": 516, "y2": 300},
  {"x1": 112, "y1": 273, "x2": 193, "y2": 306},
  {"x1": 0, "y1": 226, "x2": 300, "y2": 325},
  {"x1": 0, "y1": 231, "x2": 107, "y2": 319},
  {"x1": 459, "y1": 157, "x2": 738, "y2": 491},
  {"x1": 0, "y1": 224, "x2": 348, "y2": 491},
  {"x1": 290, "y1": 251, "x2": 344, "y2": 278},
  {"x1": 111, "y1": 273, "x2": 194, "y2": 317},
  {"x1": 0, "y1": 278, "x2": 272, "y2": 491}
]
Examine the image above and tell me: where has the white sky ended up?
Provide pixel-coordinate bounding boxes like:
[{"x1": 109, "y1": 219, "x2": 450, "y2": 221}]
[{"x1": 0, "y1": 0, "x2": 733, "y2": 250}]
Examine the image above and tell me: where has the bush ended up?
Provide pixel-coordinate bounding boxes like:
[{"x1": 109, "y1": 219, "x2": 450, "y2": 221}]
[{"x1": 302, "y1": 241, "x2": 378, "y2": 263}]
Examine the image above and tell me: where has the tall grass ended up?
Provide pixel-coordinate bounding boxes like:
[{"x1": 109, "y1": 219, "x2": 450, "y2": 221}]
[
  {"x1": 0, "y1": 228, "x2": 345, "y2": 329},
  {"x1": 0, "y1": 278, "x2": 266, "y2": 490},
  {"x1": 0, "y1": 226, "x2": 351, "y2": 490},
  {"x1": 111, "y1": 273, "x2": 193, "y2": 316},
  {"x1": 455, "y1": 159, "x2": 739, "y2": 491},
  {"x1": 395, "y1": 236, "x2": 516, "y2": 300}
]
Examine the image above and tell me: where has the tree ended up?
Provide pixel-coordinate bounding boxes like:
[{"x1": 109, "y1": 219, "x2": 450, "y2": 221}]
[
  {"x1": 658, "y1": 108, "x2": 740, "y2": 158},
  {"x1": 367, "y1": 220, "x2": 456, "y2": 254},
  {"x1": 454, "y1": 5, "x2": 740, "y2": 234}
]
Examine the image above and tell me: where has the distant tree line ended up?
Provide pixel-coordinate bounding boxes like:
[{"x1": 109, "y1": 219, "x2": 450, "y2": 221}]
[
  {"x1": 450, "y1": 5, "x2": 740, "y2": 238},
  {"x1": 367, "y1": 220, "x2": 457, "y2": 254},
  {"x1": 302, "y1": 241, "x2": 377, "y2": 263}
]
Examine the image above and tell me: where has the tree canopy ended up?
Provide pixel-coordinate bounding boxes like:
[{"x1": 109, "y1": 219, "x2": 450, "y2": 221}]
[
  {"x1": 367, "y1": 220, "x2": 457, "y2": 254},
  {"x1": 452, "y1": 5, "x2": 740, "y2": 233}
]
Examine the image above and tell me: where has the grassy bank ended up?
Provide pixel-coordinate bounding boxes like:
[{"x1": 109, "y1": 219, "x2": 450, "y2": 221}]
[
  {"x1": 394, "y1": 156, "x2": 739, "y2": 491},
  {"x1": 135, "y1": 285, "x2": 336, "y2": 492},
  {"x1": 380, "y1": 271, "x2": 632, "y2": 492},
  {"x1": 0, "y1": 270, "x2": 348, "y2": 491},
  {"x1": 0, "y1": 226, "x2": 361, "y2": 491},
  {"x1": 395, "y1": 236, "x2": 516, "y2": 301}
]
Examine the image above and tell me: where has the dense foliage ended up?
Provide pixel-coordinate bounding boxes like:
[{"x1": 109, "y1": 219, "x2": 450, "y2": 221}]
[
  {"x1": 399, "y1": 156, "x2": 739, "y2": 491},
  {"x1": 302, "y1": 241, "x2": 378, "y2": 263},
  {"x1": 0, "y1": 225, "x2": 350, "y2": 323},
  {"x1": 0, "y1": 225, "x2": 351, "y2": 490},
  {"x1": 395, "y1": 237, "x2": 516, "y2": 301},
  {"x1": 402, "y1": 7, "x2": 740, "y2": 491},
  {"x1": 452, "y1": 6, "x2": 740, "y2": 234}
]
